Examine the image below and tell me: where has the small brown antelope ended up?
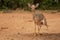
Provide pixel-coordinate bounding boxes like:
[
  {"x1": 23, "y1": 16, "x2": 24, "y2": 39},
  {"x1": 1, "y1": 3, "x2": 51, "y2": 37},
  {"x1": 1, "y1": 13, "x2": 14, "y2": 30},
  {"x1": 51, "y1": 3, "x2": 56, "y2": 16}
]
[{"x1": 28, "y1": 3, "x2": 48, "y2": 34}]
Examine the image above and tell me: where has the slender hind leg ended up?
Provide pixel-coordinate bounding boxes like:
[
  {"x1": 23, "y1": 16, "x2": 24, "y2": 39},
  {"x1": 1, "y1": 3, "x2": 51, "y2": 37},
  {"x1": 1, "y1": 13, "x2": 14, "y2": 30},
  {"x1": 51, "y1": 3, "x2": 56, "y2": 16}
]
[
  {"x1": 45, "y1": 22, "x2": 48, "y2": 31},
  {"x1": 45, "y1": 22, "x2": 48, "y2": 33},
  {"x1": 44, "y1": 19, "x2": 48, "y2": 31}
]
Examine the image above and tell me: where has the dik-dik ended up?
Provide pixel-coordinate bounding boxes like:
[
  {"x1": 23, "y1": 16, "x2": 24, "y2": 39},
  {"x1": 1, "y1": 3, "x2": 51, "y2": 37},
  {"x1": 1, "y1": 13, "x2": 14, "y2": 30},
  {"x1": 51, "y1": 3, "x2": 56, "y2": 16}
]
[{"x1": 28, "y1": 3, "x2": 48, "y2": 34}]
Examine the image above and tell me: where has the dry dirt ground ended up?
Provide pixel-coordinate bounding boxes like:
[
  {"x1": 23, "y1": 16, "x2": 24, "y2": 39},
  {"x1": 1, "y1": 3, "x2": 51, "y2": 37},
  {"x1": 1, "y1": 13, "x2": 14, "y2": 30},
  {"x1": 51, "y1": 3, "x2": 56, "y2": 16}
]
[{"x1": 0, "y1": 10, "x2": 60, "y2": 40}]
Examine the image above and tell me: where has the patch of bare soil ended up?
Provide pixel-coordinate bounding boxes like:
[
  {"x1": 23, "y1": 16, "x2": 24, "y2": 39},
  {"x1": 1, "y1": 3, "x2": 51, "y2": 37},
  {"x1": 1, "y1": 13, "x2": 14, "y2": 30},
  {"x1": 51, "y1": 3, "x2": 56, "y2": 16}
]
[{"x1": 0, "y1": 10, "x2": 60, "y2": 40}]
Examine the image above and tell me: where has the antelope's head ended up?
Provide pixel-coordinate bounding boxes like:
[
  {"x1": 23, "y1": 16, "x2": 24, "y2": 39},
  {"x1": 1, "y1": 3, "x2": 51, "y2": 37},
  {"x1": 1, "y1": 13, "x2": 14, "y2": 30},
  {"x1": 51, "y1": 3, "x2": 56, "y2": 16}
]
[{"x1": 28, "y1": 3, "x2": 39, "y2": 12}]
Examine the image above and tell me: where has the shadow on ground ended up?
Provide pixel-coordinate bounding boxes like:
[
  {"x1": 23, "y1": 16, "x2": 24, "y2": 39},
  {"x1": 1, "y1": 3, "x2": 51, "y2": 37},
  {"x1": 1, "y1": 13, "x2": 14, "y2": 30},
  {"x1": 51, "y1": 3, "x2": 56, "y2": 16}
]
[{"x1": 18, "y1": 33, "x2": 60, "y2": 40}]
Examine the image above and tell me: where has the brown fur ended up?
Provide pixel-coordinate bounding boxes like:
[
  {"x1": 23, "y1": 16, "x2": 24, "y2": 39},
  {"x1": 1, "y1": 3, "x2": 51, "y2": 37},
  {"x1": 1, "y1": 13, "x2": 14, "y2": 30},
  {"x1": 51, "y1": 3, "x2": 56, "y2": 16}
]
[{"x1": 28, "y1": 3, "x2": 48, "y2": 34}]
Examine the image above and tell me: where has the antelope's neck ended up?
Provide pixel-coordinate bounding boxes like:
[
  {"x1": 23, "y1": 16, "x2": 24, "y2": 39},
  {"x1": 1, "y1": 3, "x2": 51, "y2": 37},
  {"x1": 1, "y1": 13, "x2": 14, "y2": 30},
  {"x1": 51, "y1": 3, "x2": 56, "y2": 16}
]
[{"x1": 32, "y1": 10, "x2": 36, "y2": 14}]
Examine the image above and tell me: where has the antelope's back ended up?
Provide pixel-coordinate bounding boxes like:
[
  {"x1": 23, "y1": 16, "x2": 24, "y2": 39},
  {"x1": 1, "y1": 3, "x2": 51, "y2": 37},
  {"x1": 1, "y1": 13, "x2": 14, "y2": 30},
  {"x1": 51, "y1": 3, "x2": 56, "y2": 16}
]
[{"x1": 33, "y1": 13, "x2": 45, "y2": 21}]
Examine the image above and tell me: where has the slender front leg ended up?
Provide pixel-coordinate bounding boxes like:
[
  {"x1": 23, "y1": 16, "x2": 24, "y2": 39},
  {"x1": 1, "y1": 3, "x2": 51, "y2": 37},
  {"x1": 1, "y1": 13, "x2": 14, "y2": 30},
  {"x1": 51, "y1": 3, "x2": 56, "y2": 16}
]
[
  {"x1": 38, "y1": 25, "x2": 42, "y2": 34},
  {"x1": 38, "y1": 26, "x2": 40, "y2": 34},
  {"x1": 33, "y1": 23, "x2": 37, "y2": 36},
  {"x1": 34, "y1": 23, "x2": 36, "y2": 34}
]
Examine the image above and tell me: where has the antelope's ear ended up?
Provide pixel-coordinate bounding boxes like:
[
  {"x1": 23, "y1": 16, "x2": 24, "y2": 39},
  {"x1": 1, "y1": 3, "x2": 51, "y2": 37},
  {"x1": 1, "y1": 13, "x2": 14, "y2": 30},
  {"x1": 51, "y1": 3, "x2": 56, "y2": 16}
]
[
  {"x1": 35, "y1": 3, "x2": 39, "y2": 8},
  {"x1": 28, "y1": 3, "x2": 31, "y2": 8}
]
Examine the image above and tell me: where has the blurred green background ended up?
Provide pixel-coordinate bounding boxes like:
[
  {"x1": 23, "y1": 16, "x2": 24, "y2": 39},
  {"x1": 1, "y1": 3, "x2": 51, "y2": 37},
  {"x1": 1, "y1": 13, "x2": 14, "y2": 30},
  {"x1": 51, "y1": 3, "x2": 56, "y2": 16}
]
[{"x1": 0, "y1": 0, "x2": 60, "y2": 10}]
